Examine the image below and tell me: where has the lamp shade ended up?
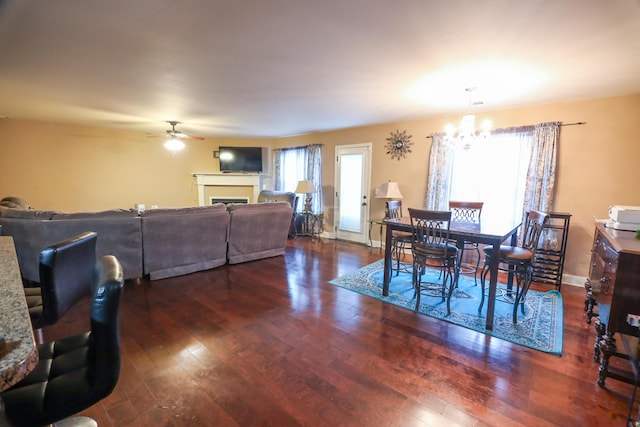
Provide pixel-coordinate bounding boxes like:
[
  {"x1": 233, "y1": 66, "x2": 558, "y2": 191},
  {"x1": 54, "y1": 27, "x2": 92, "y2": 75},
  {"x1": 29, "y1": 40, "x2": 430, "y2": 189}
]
[
  {"x1": 295, "y1": 180, "x2": 317, "y2": 194},
  {"x1": 375, "y1": 182, "x2": 403, "y2": 199}
]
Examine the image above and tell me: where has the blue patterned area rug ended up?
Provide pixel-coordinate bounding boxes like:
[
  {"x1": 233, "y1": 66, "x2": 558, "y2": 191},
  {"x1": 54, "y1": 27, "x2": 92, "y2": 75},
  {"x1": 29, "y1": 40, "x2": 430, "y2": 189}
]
[{"x1": 328, "y1": 259, "x2": 563, "y2": 355}]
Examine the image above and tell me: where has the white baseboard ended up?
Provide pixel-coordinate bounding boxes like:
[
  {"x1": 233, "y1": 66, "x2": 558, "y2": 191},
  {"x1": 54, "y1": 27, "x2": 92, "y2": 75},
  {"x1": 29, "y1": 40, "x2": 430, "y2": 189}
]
[{"x1": 561, "y1": 273, "x2": 585, "y2": 288}]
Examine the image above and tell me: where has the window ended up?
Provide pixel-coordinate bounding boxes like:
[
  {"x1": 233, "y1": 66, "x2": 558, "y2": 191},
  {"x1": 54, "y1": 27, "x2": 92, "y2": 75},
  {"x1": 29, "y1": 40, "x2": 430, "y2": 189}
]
[
  {"x1": 278, "y1": 147, "x2": 307, "y2": 194},
  {"x1": 273, "y1": 144, "x2": 323, "y2": 214},
  {"x1": 448, "y1": 128, "x2": 534, "y2": 228}
]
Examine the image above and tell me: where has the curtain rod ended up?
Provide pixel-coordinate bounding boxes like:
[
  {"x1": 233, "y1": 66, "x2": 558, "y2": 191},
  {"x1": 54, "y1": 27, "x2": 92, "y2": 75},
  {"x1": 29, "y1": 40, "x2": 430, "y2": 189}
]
[
  {"x1": 559, "y1": 121, "x2": 586, "y2": 126},
  {"x1": 424, "y1": 121, "x2": 586, "y2": 138}
]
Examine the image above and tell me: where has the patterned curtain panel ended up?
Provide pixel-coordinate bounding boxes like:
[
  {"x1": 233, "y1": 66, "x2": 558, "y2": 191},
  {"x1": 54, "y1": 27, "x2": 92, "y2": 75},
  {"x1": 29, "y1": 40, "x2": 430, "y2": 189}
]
[
  {"x1": 306, "y1": 144, "x2": 323, "y2": 214},
  {"x1": 522, "y1": 122, "x2": 560, "y2": 215},
  {"x1": 273, "y1": 148, "x2": 282, "y2": 190},
  {"x1": 424, "y1": 133, "x2": 455, "y2": 210}
]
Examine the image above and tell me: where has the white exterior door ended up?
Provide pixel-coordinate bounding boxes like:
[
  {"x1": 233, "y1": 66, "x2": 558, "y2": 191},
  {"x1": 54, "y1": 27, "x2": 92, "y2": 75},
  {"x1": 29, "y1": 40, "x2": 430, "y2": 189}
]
[{"x1": 334, "y1": 143, "x2": 371, "y2": 244}]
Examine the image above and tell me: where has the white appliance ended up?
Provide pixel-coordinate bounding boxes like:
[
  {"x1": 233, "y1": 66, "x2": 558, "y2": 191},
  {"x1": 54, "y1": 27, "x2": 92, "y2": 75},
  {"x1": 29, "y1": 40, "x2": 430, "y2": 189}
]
[{"x1": 606, "y1": 205, "x2": 640, "y2": 231}]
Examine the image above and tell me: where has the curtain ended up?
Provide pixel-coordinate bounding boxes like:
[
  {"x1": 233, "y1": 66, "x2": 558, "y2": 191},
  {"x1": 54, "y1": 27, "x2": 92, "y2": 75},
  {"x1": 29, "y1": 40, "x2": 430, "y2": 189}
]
[
  {"x1": 306, "y1": 144, "x2": 323, "y2": 214},
  {"x1": 424, "y1": 123, "x2": 557, "y2": 238},
  {"x1": 424, "y1": 133, "x2": 455, "y2": 210},
  {"x1": 522, "y1": 122, "x2": 560, "y2": 214},
  {"x1": 273, "y1": 144, "x2": 323, "y2": 214},
  {"x1": 273, "y1": 148, "x2": 282, "y2": 189}
]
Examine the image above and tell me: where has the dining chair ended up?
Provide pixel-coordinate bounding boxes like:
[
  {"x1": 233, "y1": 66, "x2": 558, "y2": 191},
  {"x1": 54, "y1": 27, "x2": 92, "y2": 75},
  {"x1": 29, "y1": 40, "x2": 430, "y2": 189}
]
[
  {"x1": 449, "y1": 201, "x2": 484, "y2": 285},
  {"x1": 386, "y1": 200, "x2": 412, "y2": 275},
  {"x1": 478, "y1": 210, "x2": 549, "y2": 324},
  {"x1": 408, "y1": 208, "x2": 460, "y2": 315}
]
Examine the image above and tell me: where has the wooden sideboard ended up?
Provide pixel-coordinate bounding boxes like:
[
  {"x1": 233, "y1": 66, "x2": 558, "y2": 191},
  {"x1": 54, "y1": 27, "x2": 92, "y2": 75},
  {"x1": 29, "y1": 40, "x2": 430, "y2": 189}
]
[{"x1": 584, "y1": 223, "x2": 640, "y2": 388}]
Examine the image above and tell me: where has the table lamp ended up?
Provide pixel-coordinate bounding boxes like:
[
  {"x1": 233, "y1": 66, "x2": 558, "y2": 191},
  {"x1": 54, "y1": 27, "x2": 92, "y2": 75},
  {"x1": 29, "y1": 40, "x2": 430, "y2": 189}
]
[
  {"x1": 295, "y1": 180, "x2": 317, "y2": 213},
  {"x1": 375, "y1": 181, "x2": 403, "y2": 218}
]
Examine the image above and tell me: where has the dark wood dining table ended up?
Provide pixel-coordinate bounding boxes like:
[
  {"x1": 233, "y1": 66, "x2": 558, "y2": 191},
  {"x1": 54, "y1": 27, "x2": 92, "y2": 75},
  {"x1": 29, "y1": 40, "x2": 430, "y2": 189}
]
[{"x1": 382, "y1": 216, "x2": 521, "y2": 331}]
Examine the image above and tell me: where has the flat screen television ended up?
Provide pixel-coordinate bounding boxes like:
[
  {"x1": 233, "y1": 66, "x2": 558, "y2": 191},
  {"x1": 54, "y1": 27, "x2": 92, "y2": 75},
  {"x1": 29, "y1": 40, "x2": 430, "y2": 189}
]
[{"x1": 218, "y1": 146, "x2": 263, "y2": 173}]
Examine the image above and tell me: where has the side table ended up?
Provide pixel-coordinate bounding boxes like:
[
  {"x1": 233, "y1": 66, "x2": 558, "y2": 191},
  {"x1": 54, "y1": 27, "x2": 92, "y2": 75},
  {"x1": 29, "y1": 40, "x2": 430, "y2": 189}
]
[
  {"x1": 368, "y1": 219, "x2": 385, "y2": 251},
  {"x1": 297, "y1": 212, "x2": 323, "y2": 240}
]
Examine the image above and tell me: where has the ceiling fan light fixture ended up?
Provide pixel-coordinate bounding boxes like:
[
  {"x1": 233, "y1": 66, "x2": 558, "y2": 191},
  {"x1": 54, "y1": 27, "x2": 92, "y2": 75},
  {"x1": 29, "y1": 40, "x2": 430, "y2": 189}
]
[{"x1": 164, "y1": 138, "x2": 185, "y2": 152}]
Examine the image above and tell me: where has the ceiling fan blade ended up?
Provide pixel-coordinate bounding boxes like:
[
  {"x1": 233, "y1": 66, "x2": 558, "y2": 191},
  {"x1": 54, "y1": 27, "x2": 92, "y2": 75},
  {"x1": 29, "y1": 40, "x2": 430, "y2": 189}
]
[{"x1": 184, "y1": 134, "x2": 205, "y2": 140}]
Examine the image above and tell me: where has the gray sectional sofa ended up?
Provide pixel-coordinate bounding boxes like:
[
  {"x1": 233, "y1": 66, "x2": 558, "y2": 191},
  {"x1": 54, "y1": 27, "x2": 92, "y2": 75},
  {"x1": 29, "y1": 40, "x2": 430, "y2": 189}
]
[
  {"x1": 141, "y1": 205, "x2": 230, "y2": 280},
  {"x1": 0, "y1": 207, "x2": 143, "y2": 282},
  {"x1": 227, "y1": 202, "x2": 294, "y2": 264},
  {"x1": 0, "y1": 197, "x2": 293, "y2": 283}
]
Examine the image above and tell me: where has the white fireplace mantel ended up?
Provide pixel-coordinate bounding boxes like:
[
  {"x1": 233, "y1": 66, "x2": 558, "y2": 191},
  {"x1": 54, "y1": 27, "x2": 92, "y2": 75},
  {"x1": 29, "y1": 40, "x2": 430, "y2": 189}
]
[{"x1": 193, "y1": 173, "x2": 269, "y2": 206}]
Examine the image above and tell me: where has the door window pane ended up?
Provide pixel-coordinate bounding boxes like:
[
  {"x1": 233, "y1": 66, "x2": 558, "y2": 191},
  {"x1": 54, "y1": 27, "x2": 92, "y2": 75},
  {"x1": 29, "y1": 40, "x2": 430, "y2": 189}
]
[{"x1": 339, "y1": 153, "x2": 363, "y2": 232}]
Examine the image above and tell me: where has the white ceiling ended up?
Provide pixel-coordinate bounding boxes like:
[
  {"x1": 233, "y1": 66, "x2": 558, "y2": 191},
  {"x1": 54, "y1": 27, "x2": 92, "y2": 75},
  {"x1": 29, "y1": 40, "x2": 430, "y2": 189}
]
[{"x1": 1, "y1": 0, "x2": 639, "y2": 138}]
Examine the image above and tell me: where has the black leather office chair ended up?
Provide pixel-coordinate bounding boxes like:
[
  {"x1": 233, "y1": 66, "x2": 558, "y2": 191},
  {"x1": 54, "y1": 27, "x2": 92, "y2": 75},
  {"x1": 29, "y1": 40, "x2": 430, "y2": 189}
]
[
  {"x1": 0, "y1": 255, "x2": 124, "y2": 427},
  {"x1": 25, "y1": 231, "x2": 98, "y2": 340}
]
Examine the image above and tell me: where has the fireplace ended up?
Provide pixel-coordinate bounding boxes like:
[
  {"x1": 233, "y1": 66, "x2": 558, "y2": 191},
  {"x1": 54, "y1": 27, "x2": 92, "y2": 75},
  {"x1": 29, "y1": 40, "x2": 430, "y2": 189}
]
[
  {"x1": 193, "y1": 173, "x2": 270, "y2": 206},
  {"x1": 210, "y1": 197, "x2": 249, "y2": 205}
]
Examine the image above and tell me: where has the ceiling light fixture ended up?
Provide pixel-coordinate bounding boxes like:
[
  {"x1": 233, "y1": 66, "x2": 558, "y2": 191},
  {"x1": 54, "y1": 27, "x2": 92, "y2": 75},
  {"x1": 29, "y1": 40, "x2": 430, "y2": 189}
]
[
  {"x1": 164, "y1": 137, "x2": 185, "y2": 152},
  {"x1": 444, "y1": 87, "x2": 492, "y2": 150}
]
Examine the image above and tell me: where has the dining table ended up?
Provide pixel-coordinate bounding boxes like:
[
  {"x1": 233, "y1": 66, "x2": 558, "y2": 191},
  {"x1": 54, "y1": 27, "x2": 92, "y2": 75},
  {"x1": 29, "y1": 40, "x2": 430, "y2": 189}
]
[
  {"x1": 0, "y1": 236, "x2": 38, "y2": 392},
  {"x1": 382, "y1": 216, "x2": 521, "y2": 331}
]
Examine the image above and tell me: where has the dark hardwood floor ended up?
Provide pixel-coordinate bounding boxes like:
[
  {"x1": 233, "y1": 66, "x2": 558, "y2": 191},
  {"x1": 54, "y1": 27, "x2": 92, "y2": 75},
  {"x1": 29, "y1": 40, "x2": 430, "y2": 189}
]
[{"x1": 42, "y1": 238, "x2": 634, "y2": 426}]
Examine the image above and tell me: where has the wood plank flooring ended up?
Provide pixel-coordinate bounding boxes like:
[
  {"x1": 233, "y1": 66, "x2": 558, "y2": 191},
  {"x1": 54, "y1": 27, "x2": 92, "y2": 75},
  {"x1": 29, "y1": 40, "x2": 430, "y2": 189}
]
[{"x1": 42, "y1": 238, "x2": 634, "y2": 426}]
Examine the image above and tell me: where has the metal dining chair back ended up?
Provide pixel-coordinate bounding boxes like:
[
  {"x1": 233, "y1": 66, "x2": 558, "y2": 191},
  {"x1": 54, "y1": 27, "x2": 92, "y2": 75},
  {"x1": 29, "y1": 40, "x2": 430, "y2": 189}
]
[
  {"x1": 449, "y1": 201, "x2": 483, "y2": 223},
  {"x1": 386, "y1": 200, "x2": 411, "y2": 275},
  {"x1": 408, "y1": 208, "x2": 459, "y2": 315},
  {"x1": 449, "y1": 201, "x2": 484, "y2": 285}
]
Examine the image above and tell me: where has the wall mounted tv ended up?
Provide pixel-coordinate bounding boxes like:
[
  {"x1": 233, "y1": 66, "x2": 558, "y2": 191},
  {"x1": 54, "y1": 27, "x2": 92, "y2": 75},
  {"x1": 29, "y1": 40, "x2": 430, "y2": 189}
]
[{"x1": 218, "y1": 146, "x2": 264, "y2": 173}]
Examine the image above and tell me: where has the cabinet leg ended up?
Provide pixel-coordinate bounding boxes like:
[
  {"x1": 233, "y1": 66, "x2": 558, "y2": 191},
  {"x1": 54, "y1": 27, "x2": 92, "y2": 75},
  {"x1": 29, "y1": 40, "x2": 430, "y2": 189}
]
[
  {"x1": 598, "y1": 333, "x2": 617, "y2": 387},
  {"x1": 593, "y1": 318, "x2": 606, "y2": 362},
  {"x1": 585, "y1": 281, "x2": 597, "y2": 324}
]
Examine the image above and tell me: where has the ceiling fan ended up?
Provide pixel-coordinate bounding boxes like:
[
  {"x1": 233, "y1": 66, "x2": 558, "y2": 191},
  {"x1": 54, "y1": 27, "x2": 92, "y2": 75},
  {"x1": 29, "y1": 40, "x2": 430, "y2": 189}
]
[
  {"x1": 148, "y1": 121, "x2": 204, "y2": 152},
  {"x1": 163, "y1": 120, "x2": 205, "y2": 141}
]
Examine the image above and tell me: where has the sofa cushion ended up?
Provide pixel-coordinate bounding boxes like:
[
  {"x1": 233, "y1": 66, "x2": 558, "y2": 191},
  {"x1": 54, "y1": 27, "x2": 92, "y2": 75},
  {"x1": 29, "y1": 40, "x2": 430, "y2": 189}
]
[
  {"x1": 226, "y1": 201, "x2": 291, "y2": 212},
  {"x1": 142, "y1": 204, "x2": 226, "y2": 217},
  {"x1": 257, "y1": 191, "x2": 297, "y2": 208},
  {"x1": 227, "y1": 202, "x2": 293, "y2": 264},
  {"x1": 51, "y1": 209, "x2": 136, "y2": 220},
  {"x1": 1, "y1": 209, "x2": 59, "y2": 220},
  {"x1": 141, "y1": 205, "x2": 229, "y2": 279}
]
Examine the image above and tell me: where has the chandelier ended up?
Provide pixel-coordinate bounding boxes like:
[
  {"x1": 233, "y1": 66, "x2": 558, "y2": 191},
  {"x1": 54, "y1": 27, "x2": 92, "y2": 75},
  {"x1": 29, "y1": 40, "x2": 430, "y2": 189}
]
[{"x1": 444, "y1": 87, "x2": 492, "y2": 149}]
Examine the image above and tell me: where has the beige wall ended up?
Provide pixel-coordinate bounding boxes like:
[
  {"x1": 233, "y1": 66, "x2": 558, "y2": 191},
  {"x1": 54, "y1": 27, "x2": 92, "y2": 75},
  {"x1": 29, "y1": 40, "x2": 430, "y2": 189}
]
[
  {"x1": 274, "y1": 93, "x2": 640, "y2": 281},
  {"x1": 2, "y1": 93, "x2": 640, "y2": 280},
  {"x1": 0, "y1": 120, "x2": 270, "y2": 210}
]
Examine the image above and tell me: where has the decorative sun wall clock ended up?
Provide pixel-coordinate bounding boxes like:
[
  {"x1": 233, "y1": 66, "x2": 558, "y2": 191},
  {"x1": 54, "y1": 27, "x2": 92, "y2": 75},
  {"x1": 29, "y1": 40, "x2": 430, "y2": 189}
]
[{"x1": 385, "y1": 129, "x2": 414, "y2": 160}]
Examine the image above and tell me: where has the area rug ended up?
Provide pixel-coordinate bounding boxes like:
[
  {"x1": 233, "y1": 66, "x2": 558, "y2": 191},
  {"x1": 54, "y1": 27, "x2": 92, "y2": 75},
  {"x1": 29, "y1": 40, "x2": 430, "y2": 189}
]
[{"x1": 328, "y1": 259, "x2": 563, "y2": 355}]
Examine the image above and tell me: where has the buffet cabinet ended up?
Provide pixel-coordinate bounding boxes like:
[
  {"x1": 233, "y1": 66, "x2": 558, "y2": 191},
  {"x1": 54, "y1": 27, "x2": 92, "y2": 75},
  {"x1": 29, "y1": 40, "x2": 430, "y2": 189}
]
[
  {"x1": 584, "y1": 223, "x2": 640, "y2": 391},
  {"x1": 530, "y1": 212, "x2": 571, "y2": 290}
]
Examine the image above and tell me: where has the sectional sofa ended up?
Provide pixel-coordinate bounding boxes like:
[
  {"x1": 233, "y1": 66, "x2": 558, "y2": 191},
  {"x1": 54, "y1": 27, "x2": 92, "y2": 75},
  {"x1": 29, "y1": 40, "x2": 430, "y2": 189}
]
[{"x1": 0, "y1": 197, "x2": 293, "y2": 282}]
